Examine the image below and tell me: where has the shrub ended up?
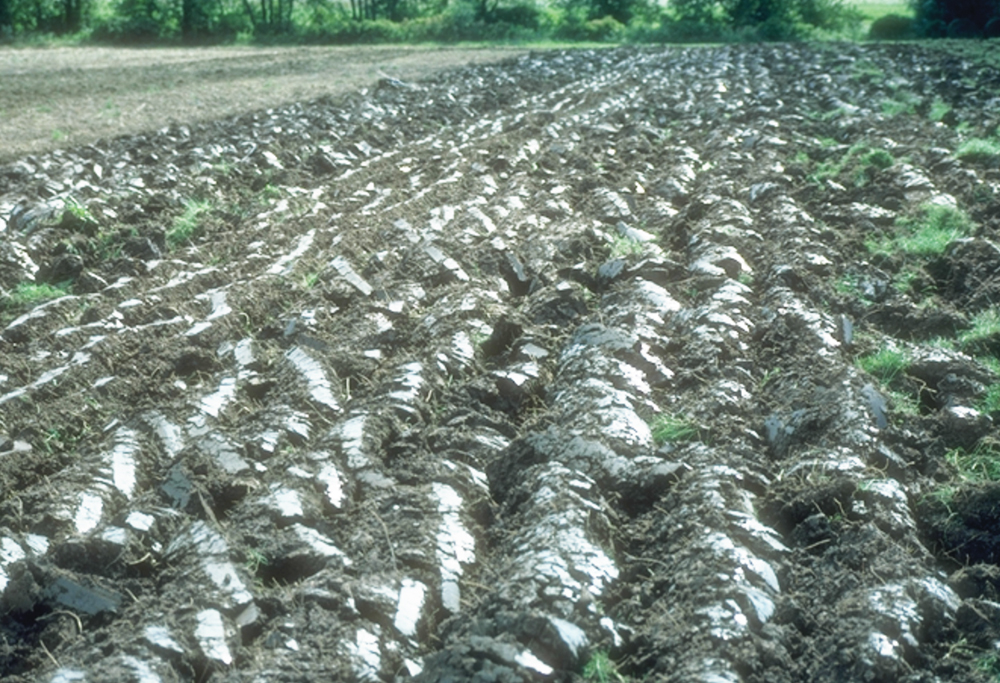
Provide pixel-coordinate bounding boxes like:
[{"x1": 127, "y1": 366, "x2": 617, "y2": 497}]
[{"x1": 868, "y1": 13, "x2": 915, "y2": 39}]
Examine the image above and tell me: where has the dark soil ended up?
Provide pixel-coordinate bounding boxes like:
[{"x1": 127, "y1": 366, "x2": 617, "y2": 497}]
[{"x1": 2, "y1": 42, "x2": 1000, "y2": 682}]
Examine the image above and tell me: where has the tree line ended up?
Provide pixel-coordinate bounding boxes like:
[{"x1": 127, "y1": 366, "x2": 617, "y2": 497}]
[{"x1": 0, "y1": 0, "x2": 995, "y2": 44}]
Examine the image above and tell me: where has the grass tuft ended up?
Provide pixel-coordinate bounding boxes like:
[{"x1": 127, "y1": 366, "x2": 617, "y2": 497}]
[
  {"x1": 862, "y1": 148, "x2": 893, "y2": 170},
  {"x1": 582, "y1": 651, "x2": 626, "y2": 683},
  {"x1": 974, "y1": 652, "x2": 1000, "y2": 681},
  {"x1": 977, "y1": 383, "x2": 1000, "y2": 416},
  {"x1": 810, "y1": 142, "x2": 894, "y2": 187},
  {"x1": 887, "y1": 389, "x2": 920, "y2": 416},
  {"x1": 856, "y1": 347, "x2": 909, "y2": 385},
  {"x1": 955, "y1": 138, "x2": 1000, "y2": 165},
  {"x1": 867, "y1": 204, "x2": 973, "y2": 258},
  {"x1": 958, "y1": 309, "x2": 1000, "y2": 352},
  {"x1": 5, "y1": 281, "x2": 71, "y2": 310},
  {"x1": 609, "y1": 235, "x2": 644, "y2": 259},
  {"x1": 167, "y1": 200, "x2": 211, "y2": 250},
  {"x1": 651, "y1": 414, "x2": 701, "y2": 445},
  {"x1": 947, "y1": 440, "x2": 1000, "y2": 484},
  {"x1": 928, "y1": 97, "x2": 952, "y2": 123}
]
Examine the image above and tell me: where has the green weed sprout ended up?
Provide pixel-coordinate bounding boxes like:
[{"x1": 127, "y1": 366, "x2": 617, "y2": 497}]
[
  {"x1": 167, "y1": 200, "x2": 211, "y2": 250},
  {"x1": 651, "y1": 414, "x2": 700, "y2": 445}
]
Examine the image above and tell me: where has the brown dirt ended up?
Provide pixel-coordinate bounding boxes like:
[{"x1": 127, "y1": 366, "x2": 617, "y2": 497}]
[
  {"x1": 2, "y1": 42, "x2": 1000, "y2": 683},
  {"x1": 0, "y1": 44, "x2": 531, "y2": 162}
]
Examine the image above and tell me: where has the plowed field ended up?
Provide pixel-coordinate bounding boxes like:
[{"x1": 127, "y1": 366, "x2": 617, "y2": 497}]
[{"x1": 2, "y1": 43, "x2": 1000, "y2": 683}]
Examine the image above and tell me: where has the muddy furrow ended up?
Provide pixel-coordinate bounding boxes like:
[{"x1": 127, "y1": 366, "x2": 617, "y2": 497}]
[{"x1": 1, "y1": 44, "x2": 1000, "y2": 682}]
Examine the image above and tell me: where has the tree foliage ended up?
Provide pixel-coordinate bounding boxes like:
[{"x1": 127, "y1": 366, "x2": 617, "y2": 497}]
[
  {"x1": 1, "y1": 0, "x2": 90, "y2": 32},
  {"x1": 667, "y1": 0, "x2": 858, "y2": 39},
  {"x1": 0, "y1": 0, "x2": 866, "y2": 43},
  {"x1": 912, "y1": 0, "x2": 1000, "y2": 37}
]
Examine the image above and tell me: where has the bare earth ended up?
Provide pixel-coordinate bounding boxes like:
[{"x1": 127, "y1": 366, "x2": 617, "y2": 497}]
[
  {"x1": 2, "y1": 42, "x2": 1000, "y2": 683},
  {"x1": 0, "y1": 45, "x2": 530, "y2": 162}
]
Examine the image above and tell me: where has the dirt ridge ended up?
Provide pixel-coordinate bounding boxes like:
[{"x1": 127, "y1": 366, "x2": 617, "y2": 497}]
[{"x1": 1, "y1": 43, "x2": 1000, "y2": 682}]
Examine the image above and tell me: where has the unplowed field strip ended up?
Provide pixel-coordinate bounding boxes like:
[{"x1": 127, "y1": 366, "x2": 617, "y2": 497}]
[{"x1": 0, "y1": 45, "x2": 531, "y2": 162}]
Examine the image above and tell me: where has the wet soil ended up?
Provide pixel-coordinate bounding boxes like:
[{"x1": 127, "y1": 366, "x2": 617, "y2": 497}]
[{"x1": 2, "y1": 42, "x2": 1000, "y2": 682}]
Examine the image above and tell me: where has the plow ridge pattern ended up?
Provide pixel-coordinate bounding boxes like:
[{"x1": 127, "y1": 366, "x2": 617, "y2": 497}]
[{"x1": 1, "y1": 44, "x2": 1000, "y2": 682}]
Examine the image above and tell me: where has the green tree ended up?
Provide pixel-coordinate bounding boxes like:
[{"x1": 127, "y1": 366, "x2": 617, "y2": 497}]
[
  {"x1": 561, "y1": 0, "x2": 644, "y2": 26},
  {"x1": 668, "y1": 0, "x2": 856, "y2": 37},
  {"x1": 240, "y1": 0, "x2": 293, "y2": 30},
  {"x1": 181, "y1": 0, "x2": 212, "y2": 39},
  {"x1": 913, "y1": 0, "x2": 1000, "y2": 36},
  {"x1": 0, "y1": 0, "x2": 11, "y2": 30}
]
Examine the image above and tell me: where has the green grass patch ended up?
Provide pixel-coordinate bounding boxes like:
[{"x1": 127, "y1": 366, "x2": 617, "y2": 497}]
[
  {"x1": 851, "y1": 59, "x2": 885, "y2": 83},
  {"x1": 891, "y1": 265, "x2": 934, "y2": 298},
  {"x1": 759, "y1": 367, "x2": 781, "y2": 389},
  {"x1": 64, "y1": 198, "x2": 97, "y2": 225},
  {"x1": 978, "y1": 356, "x2": 1000, "y2": 376},
  {"x1": 958, "y1": 309, "x2": 1000, "y2": 352},
  {"x1": 975, "y1": 652, "x2": 1000, "y2": 681},
  {"x1": 262, "y1": 184, "x2": 283, "y2": 201},
  {"x1": 5, "y1": 281, "x2": 71, "y2": 309},
  {"x1": 880, "y1": 92, "x2": 920, "y2": 118},
  {"x1": 863, "y1": 148, "x2": 893, "y2": 170},
  {"x1": 857, "y1": 347, "x2": 910, "y2": 385},
  {"x1": 834, "y1": 272, "x2": 865, "y2": 298},
  {"x1": 928, "y1": 97, "x2": 952, "y2": 123},
  {"x1": 167, "y1": 200, "x2": 211, "y2": 250},
  {"x1": 651, "y1": 414, "x2": 701, "y2": 445},
  {"x1": 955, "y1": 138, "x2": 1000, "y2": 165},
  {"x1": 810, "y1": 142, "x2": 894, "y2": 187},
  {"x1": 924, "y1": 483, "x2": 958, "y2": 508},
  {"x1": 867, "y1": 204, "x2": 974, "y2": 257},
  {"x1": 947, "y1": 440, "x2": 1000, "y2": 483},
  {"x1": 582, "y1": 651, "x2": 627, "y2": 683},
  {"x1": 977, "y1": 383, "x2": 1000, "y2": 416},
  {"x1": 887, "y1": 389, "x2": 920, "y2": 416},
  {"x1": 609, "y1": 235, "x2": 644, "y2": 259}
]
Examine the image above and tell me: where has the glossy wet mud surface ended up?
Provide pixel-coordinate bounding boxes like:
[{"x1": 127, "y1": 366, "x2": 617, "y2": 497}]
[{"x1": 1, "y1": 43, "x2": 1000, "y2": 682}]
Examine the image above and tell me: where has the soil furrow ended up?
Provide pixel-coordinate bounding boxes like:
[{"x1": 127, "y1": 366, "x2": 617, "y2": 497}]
[{"x1": 1, "y1": 43, "x2": 1000, "y2": 682}]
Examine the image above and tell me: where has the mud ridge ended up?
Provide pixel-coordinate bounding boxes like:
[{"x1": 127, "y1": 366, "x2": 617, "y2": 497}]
[{"x1": 2, "y1": 43, "x2": 1000, "y2": 682}]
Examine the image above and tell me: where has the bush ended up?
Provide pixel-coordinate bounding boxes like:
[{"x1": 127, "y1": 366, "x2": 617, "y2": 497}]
[
  {"x1": 555, "y1": 11, "x2": 624, "y2": 40},
  {"x1": 868, "y1": 13, "x2": 915, "y2": 39}
]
